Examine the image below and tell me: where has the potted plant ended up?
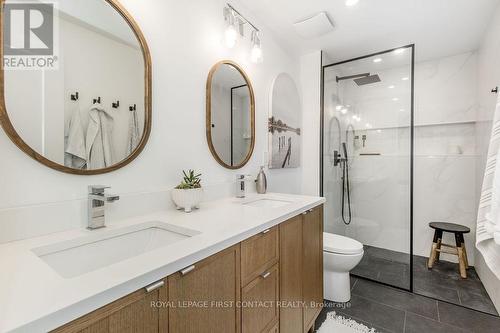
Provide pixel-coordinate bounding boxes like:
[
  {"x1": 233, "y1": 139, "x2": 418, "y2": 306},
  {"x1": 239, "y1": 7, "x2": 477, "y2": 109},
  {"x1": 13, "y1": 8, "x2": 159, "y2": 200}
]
[{"x1": 171, "y1": 170, "x2": 203, "y2": 213}]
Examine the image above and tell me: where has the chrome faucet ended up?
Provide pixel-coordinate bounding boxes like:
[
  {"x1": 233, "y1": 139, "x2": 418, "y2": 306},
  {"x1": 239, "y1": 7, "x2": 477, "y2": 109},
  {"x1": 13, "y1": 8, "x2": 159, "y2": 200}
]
[
  {"x1": 88, "y1": 185, "x2": 120, "y2": 230},
  {"x1": 236, "y1": 174, "x2": 251, "y2": 198}
]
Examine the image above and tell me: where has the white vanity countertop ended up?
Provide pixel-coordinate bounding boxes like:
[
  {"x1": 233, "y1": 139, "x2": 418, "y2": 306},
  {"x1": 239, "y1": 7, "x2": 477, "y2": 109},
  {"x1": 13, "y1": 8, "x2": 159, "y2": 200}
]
[{"x1": 0, "y1": 193, "x2": 325, "y2": 333}]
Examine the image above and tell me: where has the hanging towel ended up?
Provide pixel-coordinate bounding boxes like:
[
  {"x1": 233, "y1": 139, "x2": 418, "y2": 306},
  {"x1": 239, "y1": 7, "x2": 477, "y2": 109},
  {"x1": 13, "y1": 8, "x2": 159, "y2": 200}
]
[
  {"x1": 477, "y1": 95, "x2": 500, "y2": 279},
  {"x1": 64, "y1": 103, "x2": 87, "y2": 169},
  {"x1": 86, "y1": 103, "x2": 115, "y2": 169},
  {"x1": 126, "y1": 109, "x2": 141, "y2": 155}
]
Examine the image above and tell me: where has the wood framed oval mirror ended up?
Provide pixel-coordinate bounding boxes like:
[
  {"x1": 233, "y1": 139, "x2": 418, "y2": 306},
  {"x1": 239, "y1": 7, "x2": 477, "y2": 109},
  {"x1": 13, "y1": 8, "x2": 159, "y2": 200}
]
[
  {"x1": 0, "y1": 0, "x2": 152, "y2": 175},
  {"x1": 206, "y1": 60, "x2": 255, "y2": 169}
]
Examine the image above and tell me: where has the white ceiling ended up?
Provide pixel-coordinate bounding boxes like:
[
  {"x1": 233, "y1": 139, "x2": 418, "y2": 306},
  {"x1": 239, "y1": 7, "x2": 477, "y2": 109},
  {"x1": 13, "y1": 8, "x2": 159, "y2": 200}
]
[{"x1": 238, "y1": 0, "x2": 500, "y2": 63}]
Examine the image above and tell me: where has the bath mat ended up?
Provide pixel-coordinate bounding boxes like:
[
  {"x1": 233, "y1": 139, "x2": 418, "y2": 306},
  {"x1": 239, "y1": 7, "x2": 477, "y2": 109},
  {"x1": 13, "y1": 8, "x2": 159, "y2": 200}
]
[{"x1": 317, "y1": 312, "x2": 377, "y2": 333}]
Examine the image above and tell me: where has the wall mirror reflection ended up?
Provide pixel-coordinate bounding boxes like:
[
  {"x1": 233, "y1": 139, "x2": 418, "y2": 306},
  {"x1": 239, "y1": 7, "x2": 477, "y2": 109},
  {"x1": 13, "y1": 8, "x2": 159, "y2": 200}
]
[
  {"x1": 0, "y1": 0, "x2": 151, "y2": 175},
  {"x1": 206, "y1": 61, "x2": 255, "y2": 169}
]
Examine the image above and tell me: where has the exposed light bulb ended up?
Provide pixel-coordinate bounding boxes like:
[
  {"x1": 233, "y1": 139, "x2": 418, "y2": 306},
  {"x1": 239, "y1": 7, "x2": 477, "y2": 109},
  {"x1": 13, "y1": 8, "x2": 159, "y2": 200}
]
[
  {"x1": 250, "y1": 30, "x2": 263, "y2": 63},
  {"x1": 345, "y1": 0, "x2": 359, "y2": 7},
  {"x1": 224, "y1": 25, "x2": 238, "y2": 48},
  {"x1": 251, "y1": 44, "x2": 263, "y2": 63}
]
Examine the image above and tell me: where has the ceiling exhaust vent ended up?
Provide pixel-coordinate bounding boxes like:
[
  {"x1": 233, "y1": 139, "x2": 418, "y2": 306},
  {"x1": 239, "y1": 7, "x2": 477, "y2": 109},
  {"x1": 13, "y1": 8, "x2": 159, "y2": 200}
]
[{"x1": 293, "y1": 12, "x2": 334, "y2": 39}]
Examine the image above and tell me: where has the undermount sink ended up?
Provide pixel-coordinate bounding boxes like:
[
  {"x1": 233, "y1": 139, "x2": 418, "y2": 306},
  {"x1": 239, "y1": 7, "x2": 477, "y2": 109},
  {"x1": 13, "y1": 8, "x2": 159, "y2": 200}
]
[
  {"x1": 243, "y1": 198, "x2": 292, "y2": 209},
  {"x1": 32, "y1": 222, "x2": 200, "y2": 278}
]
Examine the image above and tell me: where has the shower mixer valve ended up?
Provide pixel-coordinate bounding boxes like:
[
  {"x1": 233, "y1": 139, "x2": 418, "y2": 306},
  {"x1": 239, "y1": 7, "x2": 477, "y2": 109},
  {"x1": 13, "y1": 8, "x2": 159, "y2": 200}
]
[{"x1": 333, "y1": 150, "x2": 345, "y2": 167}]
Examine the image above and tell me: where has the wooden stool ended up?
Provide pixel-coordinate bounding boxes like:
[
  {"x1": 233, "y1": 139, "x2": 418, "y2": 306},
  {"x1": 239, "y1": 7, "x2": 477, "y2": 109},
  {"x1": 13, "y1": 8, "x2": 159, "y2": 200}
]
[{"x1": 427, "y1": 222, "x2": 471, "y2": 278}]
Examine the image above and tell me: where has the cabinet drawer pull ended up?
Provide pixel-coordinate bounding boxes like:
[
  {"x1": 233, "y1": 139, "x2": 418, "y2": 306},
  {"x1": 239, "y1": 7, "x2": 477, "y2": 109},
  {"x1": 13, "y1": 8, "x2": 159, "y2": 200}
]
[
  {"x1": 145, "y1": 280, "x2": 164, "y2": 293},
  {"x1": 261, "y1": 271, "x2": 271, "y2": 279},
  {"x1": 261, "y1": 229, "x2": 271, "y2": 235},
  {"x1": 180, "y1": 265, "x2": 196, "y2": 276}
]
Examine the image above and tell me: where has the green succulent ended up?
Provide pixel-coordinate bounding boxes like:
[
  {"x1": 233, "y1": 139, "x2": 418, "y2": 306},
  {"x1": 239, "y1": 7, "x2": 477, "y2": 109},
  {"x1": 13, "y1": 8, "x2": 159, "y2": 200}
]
[{"x1": 175, "y1": 170, "x2": 202, "y2": 189}]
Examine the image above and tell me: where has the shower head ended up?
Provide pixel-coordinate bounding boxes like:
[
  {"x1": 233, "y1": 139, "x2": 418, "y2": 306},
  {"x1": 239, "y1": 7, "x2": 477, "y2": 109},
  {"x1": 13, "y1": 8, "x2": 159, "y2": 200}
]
[
  {"x1": 336, "y1": 73, "x2": 381, "y2": 86},
  {"x1": 354, "y1": 74, "x2": 381, "y2": 86}
]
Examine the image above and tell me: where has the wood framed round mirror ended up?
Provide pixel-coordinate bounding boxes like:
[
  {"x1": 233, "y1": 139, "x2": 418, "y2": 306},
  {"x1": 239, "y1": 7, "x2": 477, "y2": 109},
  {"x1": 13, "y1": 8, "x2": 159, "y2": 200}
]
[
  {"x1": 206, "y1": 60, "x2": 255, "y2": 169},
  {"x1": 0, "y1": 0, "x2": 152, "y2": 175}
]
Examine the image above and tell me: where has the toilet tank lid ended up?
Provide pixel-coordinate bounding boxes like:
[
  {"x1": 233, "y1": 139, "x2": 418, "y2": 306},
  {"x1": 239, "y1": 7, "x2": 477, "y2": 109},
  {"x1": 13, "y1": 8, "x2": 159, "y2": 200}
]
[{"x1": 323, "y1": 233, "x2": 364, "y2": 254}]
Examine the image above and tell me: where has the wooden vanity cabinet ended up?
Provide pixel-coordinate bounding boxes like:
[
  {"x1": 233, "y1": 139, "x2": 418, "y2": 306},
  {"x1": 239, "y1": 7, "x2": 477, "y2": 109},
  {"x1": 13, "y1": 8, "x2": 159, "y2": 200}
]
[
  {"x1": 302, "y1": 206, "x2": 324, "y2": 332},
  {"x1": 167, "y1": 245, "x2": 241, "y2": 333},
  {"x1": 241, "y1": 226, "x2": 280, "y2": 333},
  {"x1": 52, "y1": 281, "x2": 164, "y2": 333},
  {"x1": 280, "y1": 205, "x2": 324, "y2": 333},
  {"x1": 279, "y1": 215, "x2": 304, "y2": 333},
  {"x1": 52, "y1": 205, "x2": 323, "y2": 333}
]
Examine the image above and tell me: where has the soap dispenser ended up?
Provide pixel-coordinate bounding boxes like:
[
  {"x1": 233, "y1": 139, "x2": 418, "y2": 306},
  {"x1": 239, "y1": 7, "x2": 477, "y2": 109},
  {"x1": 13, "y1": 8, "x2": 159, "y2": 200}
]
[{"x1": 256, "y1": 166, "x2": 267, "y2": 194}]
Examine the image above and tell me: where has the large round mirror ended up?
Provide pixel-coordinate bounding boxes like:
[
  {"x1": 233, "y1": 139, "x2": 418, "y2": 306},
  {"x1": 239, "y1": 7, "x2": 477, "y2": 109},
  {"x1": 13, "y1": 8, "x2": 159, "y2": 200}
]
[
  {"x1": 0, "y1": 0, "x2": 151, "y2": 175},
  {"x1": 206, "y1": 61, "x2": 255, "y2": 169}
]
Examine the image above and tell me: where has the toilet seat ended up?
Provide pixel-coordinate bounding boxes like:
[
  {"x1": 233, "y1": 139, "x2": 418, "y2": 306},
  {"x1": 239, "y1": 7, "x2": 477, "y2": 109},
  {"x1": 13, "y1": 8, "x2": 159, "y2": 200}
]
[{"x1": 323, "y1": 233, "x2": 363, "y2": 255}]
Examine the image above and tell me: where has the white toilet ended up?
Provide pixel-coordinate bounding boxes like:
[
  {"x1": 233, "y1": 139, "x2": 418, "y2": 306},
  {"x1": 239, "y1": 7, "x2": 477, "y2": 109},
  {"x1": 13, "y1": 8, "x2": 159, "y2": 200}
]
[{"x1": 323, "y1": 232, "x2": 364, "y2": 302}]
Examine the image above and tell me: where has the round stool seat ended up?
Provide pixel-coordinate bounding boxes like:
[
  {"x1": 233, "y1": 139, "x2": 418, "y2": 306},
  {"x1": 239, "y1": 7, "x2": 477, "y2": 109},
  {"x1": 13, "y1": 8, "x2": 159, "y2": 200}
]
[{"x1": 429, "y1": 222, "x2": 470, "y2": 234}]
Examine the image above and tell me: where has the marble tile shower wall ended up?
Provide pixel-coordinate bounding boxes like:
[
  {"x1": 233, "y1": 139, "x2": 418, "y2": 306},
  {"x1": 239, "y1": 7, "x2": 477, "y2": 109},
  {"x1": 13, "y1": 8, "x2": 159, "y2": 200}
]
[{"x1": 323, "y1": 51, "x2": 479, "y2": 264}]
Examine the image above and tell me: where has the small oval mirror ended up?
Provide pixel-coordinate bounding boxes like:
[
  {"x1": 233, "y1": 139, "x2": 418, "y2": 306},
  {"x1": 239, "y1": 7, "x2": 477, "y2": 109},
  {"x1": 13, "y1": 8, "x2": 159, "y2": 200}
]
[{"x1": 206, "y1": 61, "x2": 255, "y2": 169}]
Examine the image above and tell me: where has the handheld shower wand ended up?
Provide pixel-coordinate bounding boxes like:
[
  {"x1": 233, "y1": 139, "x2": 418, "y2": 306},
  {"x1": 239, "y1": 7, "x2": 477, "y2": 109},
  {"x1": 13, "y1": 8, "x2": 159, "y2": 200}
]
[{"x1": 333, "y1": 143, "x2": 352, "y2": 225}]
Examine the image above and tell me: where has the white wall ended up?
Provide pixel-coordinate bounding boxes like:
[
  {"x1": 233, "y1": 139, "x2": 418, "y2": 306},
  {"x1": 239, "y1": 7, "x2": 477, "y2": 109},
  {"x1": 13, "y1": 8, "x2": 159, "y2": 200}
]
[
  {"x1": 475, "y1": 2, "x2": 500, "y2": 313},
  {"x1": 0, "y1": 0, "x2": 303, "y2": 244},
  {"x1": 300, "y1": 51, "x2": 322, "y2": 196}
]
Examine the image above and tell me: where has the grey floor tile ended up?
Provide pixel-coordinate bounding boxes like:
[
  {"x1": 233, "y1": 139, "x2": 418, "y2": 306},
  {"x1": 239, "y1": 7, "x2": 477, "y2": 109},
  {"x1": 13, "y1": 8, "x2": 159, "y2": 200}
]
[
  {"x1": 438, "y1": 301, "x2": 500, "y2": 332},
  {"x1": 414, "y1": 280, "x2": 460, "y2": 304},
  {"x1": 353, "y1": 279, "x2": 438, "y2": 320},
  {"x1": 365, "y1": 245, "x2": 411, "y2": 265},
  {"x1": 404, "y1": 312, "x2": 467, "y2": 333},
  {"x1": 379, "y1": 269, "x2": 410, "y2": 290},
  {"x1": 351, "y1": 246, "x2": 498, "y2": 319},
  {"x1": 458, "y1": 289, "x2": 499, "y2": 316},
  {"x1": 336, "y1": 294, "x2": 406, "y2": 332}
]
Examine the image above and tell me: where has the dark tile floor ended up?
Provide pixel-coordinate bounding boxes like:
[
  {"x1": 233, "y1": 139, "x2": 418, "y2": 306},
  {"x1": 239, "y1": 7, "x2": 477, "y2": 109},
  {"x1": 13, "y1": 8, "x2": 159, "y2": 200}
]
[
  {"x1": 315, "y1": 277, "x2": 500, "y2": 333},
  {"x1": 351, "y1": 245, "x2": 498, "y2": 315}
]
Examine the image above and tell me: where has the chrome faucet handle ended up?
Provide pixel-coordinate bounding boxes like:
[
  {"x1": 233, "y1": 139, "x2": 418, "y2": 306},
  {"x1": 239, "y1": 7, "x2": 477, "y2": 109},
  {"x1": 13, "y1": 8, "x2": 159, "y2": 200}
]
[
  {"x1": 236, "y1": 174, "x2": 252, "y2": 181},
  {"x1": 89, "y1": 185, "x2": 111, "y2": 195}
]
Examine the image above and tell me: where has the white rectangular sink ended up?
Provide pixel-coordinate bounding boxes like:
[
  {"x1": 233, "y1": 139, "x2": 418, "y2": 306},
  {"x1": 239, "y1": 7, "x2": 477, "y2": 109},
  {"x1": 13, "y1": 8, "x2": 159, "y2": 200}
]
[
  {"x1": 32, "y1": 222, "x2": 200, "y2": 278},
  {"x1": 243, "y1": 198, "x2": 292, "y2": 209}
]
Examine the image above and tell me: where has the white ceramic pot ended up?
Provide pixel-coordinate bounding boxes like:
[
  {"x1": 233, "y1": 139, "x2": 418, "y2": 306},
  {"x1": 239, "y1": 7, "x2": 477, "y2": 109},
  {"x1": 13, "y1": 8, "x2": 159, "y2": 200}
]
[{"x1": 171, "y1": 188, "x2": 203, "y2": 213}]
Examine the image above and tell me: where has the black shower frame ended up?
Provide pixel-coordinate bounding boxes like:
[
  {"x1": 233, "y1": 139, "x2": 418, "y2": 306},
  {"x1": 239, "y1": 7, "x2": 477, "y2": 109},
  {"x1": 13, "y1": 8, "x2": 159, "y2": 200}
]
[{"x1": 319, "y1": 44, "x2": 415, "y2": 293}]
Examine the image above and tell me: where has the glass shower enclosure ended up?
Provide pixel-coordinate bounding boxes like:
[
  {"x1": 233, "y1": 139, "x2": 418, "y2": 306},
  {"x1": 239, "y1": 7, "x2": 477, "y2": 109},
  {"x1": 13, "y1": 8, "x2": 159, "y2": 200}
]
[{"x1": 321, "y1": 45, "x2": 414, "y2": 290}]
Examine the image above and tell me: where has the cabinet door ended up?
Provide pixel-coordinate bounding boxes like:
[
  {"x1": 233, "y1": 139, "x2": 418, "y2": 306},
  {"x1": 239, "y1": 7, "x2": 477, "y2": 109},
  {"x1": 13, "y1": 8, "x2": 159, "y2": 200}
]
[
  {"x1": 52, "y1": 282, "x2": 163, "y2": 333},
  {"x1": 279, "y1": 215, "x2": 303, "y2": 333},
  {"x1": 241, "y1": 226, "x2": 279, "y2": 286},
  {"x1": 168, "y1": 245, "x2": 241, "y2": 333},
  {"x1": 241, "y1": 264, "x2": 279, "y2": 333},
  {"x1": 302, "y1": 206, "x2": 324, "y2": 332}
]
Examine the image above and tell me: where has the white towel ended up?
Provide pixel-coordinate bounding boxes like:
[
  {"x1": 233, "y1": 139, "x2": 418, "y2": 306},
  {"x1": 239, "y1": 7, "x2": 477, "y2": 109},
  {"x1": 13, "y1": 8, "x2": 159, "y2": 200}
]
[
  {"x1": 477, "y1": 95, "x2": 500, "y2": 279},
  {"x1": 127, "y1": 109, "x2": 141, "y2": 155},
  {"x1": 64, "y1": 104, "x2": 87, "y2": 169},
  {"x1": 86, "y1": 103, "x2": 115, "y2": 169}
]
